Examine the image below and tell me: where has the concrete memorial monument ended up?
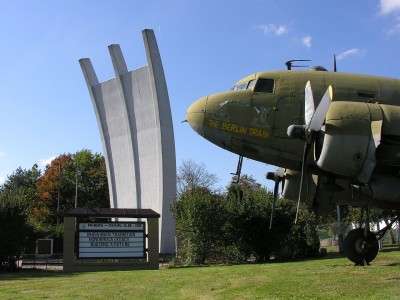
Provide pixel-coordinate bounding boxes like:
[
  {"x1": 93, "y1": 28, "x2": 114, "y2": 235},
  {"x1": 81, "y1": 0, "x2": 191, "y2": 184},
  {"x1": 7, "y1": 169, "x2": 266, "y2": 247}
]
[{"x1": 79, "y1": 29, "x2": 176, "y2": 254}]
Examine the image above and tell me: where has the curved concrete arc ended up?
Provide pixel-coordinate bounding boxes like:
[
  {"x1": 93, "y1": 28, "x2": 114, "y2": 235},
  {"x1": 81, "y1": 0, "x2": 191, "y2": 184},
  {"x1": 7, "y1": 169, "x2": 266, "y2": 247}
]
[{"x1": 79, "y1": 29, "x2": 176, "y2": 253}]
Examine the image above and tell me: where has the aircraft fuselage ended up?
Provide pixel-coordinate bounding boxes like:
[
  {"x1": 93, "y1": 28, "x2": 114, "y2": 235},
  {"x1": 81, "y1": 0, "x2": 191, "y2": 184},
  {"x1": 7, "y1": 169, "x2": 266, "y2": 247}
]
[{"x1": 187, "y1": 70, "x2": 400, "y2": 172}]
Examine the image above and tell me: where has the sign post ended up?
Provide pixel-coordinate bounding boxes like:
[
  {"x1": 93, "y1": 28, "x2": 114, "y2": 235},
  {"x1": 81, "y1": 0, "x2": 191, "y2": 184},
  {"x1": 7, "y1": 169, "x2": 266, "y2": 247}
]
[{"x1": 63, "y1": 208, "x2": 160, "y2": 272}]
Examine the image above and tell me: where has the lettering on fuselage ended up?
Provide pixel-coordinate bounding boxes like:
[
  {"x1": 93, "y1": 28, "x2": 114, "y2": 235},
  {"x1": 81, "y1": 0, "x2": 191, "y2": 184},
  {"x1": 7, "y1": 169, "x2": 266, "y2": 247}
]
[{"x1": 208, "y1": 119, "x2": 269, "y2": 139}]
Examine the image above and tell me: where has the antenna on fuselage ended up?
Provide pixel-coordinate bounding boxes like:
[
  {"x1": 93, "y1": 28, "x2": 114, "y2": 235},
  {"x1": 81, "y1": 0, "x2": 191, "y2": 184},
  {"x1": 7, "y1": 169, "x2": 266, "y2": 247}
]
[
  {"x1": 333, "y1": 54, "x2": 337, "y2": 72},
  {"x1": 285, "y1": 59, "x2": 311, "y2": 70}
]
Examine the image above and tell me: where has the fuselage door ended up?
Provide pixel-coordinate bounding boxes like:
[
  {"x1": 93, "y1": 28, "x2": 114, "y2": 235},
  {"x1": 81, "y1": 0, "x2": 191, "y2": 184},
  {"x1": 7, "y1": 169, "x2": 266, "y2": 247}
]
[
  {"x1": 272, "y1": 72, "x2": 302, "y2": 139},
  {"x1": 250, "y1": 78, "x2": 277, "y2": 147}
]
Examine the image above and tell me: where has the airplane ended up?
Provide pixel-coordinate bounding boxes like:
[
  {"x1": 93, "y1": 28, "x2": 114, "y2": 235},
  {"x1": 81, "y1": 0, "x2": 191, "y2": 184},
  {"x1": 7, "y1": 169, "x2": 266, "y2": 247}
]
[{"x1": 186, "y1": 60, "x2": 400, "y2": 265}]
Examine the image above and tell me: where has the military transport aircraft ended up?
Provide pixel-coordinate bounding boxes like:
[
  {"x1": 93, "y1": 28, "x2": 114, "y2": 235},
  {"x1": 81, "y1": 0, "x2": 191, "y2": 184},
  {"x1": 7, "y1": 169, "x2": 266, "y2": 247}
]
[{"x1": 186, "y1": 60, "x2": 400, "y2": 265}]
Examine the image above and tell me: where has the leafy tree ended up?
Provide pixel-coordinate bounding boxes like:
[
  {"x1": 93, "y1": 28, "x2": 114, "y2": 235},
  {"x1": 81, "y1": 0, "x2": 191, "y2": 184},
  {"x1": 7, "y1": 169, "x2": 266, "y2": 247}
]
[
  {"x1": 173, "y1": 160, "x2": 225, "y2": 263},
  {"x1": 0, "y1": 165, "x2": 40, "y2": 263},
  {"x1": 35, "y1": 153, "x2": 71, "y2": 231},
  {"x1": 2, "y1": 165, "x2": 41, "y2": 193},
  {"x1": 225, "y1": 180, "x2": 275, "y2": 262},
  {"x1": 64, "y1": 149, "x2": 110, "y2": 209},
  {"x1": 281, "y1": 201, "x2": 320, "y2": 259},
  {"x1": 25, "y1": 150, "x2": 110, "y2": 253},
  {"x1": 0, "y1": 190, "x2": 33, "y2": 264},
  {"x1": 0, "y1": 150, "x2": 110, "y2": 257},
  {"x1": 34, "y1": 151, "x2": 110, "y2": 239}
]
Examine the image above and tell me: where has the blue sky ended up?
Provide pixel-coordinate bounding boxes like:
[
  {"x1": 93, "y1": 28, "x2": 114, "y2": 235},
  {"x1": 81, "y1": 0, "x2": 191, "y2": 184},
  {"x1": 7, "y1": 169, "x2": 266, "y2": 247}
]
[{"x1": 1, "y1": 0, "x2": 400, "y2": 190}]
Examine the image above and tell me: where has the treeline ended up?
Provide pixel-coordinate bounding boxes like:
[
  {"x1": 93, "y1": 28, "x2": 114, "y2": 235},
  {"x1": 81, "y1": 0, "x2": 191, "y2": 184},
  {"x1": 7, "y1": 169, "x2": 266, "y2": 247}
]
[
  {"x1": 0, "y1": 149, "x2": 109, "y2": 263},
  {"x1": 2, "y1": 155, "x2": 395, "y2": 266},
  {"x1": 172, "y1": 160, "x2": 320, "y2": 264}
]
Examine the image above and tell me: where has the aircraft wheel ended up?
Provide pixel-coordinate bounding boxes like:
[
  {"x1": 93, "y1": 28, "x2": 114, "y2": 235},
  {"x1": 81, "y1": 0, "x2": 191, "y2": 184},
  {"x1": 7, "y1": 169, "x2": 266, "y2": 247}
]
[{"x1": 343, "y1": 228, "x2": 379, "y2": 265}]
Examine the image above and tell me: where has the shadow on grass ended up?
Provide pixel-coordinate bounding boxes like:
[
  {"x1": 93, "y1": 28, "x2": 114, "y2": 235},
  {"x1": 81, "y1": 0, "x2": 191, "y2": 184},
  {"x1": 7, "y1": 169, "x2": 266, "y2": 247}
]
[
  {"x1": 169, "y1": 248, "x2": 400, "y2": 269},
  {"x1": 0, "y1": 268, "x2": 79, "y2": 281}
]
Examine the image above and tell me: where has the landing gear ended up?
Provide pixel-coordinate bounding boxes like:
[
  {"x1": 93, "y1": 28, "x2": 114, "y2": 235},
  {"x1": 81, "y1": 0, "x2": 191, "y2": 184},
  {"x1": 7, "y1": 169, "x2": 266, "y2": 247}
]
[
  {"x1": 343, "y1": 208, "x2": 399, "y2": 265},
  {"x1": 343, "y1": 228, "x2": 378, "y2": 265},
  {"x1": 231, "y1": 155, "x2": 243, "y2": 184}
]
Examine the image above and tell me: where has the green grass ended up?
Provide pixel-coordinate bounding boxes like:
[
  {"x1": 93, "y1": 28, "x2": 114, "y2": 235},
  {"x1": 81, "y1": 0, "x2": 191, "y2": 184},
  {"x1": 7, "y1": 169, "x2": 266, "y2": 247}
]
[{"x1": 1, "y1": 251, "x2": 400, "y2": 299}]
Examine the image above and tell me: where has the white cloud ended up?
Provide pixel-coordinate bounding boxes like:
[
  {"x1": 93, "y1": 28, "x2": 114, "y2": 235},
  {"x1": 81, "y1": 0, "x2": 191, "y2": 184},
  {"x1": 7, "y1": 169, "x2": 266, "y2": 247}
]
[
  {"x1": 0, "y1": 151, "x2": 5, "y2": 158},
  {"x1": 386, "y1": 15, "x2": 400, "y2": 35},
  {"x1": 380, "y1": 0, "x2": 400, "y2": 14},
  {"x1": 380, "y1": 0, "x2": 400, "y2": 35},
  {"x1": 257, "y1": 24, "x2": 287, "y2": 36},
  {"x1": 301, "y1": 35, "x2": 312, "y2": 48},
  {"x1": 336, "y1": 48, "x2": 360, "y2": 60},
  {"x1": 40, "y1": 156, "x2": 56, "y2": 167},
  {"x1": 275, "y1": 25, "x2": 287, "y2": 36}
]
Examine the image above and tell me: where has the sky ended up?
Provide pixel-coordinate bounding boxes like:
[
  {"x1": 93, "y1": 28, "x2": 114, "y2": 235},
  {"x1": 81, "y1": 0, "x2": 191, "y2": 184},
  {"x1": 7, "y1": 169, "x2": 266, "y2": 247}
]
[{"x1": 1, "y1": 0, "x2": 400, "y2": 191}]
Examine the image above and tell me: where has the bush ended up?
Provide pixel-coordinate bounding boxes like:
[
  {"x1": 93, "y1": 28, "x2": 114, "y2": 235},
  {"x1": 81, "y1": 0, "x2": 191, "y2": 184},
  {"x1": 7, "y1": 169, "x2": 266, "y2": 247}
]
[
  {"x1": 172, "y1": 181, "x2": 321, "y2": 264},
  {"x1": 0, "y1": 190, "x2": 35, "y2": 265},
  {"x1": 172, "y1": 188, "x2": 228, "y2": 264}
]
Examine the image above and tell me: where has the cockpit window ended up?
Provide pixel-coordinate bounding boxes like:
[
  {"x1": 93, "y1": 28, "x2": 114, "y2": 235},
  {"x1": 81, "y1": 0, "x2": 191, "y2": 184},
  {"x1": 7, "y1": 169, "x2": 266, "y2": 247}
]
[
  {"x1": 247, "y1": 79, "x2": 256, "y2": 90},
  {"x1": 231, "y1": 80, "x2": 258, "y2": 91},
  {"x1": 231, "y1": 82, "x2": 248, "y2": 91},
  {"x1": 254, "y1": 79, "x2": 274, "y2": 93}
]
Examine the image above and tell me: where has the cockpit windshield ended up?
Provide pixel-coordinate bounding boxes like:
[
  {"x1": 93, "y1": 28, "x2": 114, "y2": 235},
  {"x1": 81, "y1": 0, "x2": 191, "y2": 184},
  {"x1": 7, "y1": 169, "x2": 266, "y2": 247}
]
[
  {"x1": 231, "y1": 78, "x2": 274, "y2": 93},
  {"x1": 231, "y1": 79, "x2": 256, "y2": 91},
  {"x1": 231, "y1": 82, "x2": 248, "y2": 91}
]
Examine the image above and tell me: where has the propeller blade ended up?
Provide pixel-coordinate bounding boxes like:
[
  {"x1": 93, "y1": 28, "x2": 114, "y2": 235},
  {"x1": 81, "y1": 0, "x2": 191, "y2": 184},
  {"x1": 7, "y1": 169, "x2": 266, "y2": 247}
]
[
  {"x1": 304, "y1": 81, "x2": 314, "y2": 126},
  {"x1": 295, "y1": 142, "x2": 312, "y2": 224},
  {"x1": 309, "y1": 86, "x2": 333, "y2": 132},
  {"x1": 270, "y1": 180, "x2": 279, "y2": 229},
  {"x1": 276, "y1": 167, "x2": 285, "y2": 178}
]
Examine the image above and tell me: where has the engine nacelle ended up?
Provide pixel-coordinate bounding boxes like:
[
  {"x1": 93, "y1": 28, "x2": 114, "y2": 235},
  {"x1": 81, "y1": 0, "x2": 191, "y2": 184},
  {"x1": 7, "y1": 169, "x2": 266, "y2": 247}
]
[
  {"x1": 316, "y1": 101, "x2": 400, "y2": 182},
  {"x1": 282, "y1": 169, "x2": 316, "y2": 205}
]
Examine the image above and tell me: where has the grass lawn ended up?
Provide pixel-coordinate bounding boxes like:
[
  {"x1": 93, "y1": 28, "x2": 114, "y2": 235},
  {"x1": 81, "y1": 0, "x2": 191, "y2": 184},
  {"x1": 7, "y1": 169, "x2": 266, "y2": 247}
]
[{"x1": 1, "y1": 250, "x2": 400, "y2": 299}]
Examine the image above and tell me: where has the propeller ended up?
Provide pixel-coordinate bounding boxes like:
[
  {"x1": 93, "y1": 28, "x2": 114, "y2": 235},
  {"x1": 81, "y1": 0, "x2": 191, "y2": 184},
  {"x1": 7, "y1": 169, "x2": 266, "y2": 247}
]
[
  {"x1": 287, "y1": 81, "x2": 333, "y2": 223},
  {"x1": 266, "y1": 167, "x2": 285, "y2": 229}
]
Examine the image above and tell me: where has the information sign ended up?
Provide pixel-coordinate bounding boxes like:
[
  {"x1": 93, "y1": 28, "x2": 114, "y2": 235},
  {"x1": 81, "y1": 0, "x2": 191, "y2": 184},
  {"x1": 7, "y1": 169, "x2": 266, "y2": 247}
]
[{"x1": 78, "y1": 222, "x2": 145, "y2": 258}]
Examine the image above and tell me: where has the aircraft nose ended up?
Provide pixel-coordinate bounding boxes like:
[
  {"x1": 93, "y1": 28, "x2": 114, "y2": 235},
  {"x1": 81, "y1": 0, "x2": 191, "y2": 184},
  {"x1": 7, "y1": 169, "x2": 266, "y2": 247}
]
[{"x1": 186, "y1": 96, "x2": 207, "y2": 135}]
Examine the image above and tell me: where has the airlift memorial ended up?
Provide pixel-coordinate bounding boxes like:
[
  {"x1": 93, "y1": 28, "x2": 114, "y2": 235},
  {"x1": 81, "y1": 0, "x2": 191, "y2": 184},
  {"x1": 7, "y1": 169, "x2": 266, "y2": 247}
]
[{"x1": 63, "y1": 29, "x2": 176, "y2": 271}]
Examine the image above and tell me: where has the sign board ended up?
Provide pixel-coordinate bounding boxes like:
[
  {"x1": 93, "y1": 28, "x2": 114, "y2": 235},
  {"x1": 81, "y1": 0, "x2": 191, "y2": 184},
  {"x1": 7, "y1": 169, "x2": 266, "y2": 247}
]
[
  {"x1": 36, "y1": 239, "x2": 53, "y2": 255},
  {"x1": 78, "y1": 222, "x2": 145, "y2": 259}
]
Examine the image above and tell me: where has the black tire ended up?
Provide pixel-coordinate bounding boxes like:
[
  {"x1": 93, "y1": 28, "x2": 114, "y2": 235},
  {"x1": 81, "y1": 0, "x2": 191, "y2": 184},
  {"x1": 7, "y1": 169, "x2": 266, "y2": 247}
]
[{"x1": 343, "y1": 228, "x2": 379, "y2": 265}]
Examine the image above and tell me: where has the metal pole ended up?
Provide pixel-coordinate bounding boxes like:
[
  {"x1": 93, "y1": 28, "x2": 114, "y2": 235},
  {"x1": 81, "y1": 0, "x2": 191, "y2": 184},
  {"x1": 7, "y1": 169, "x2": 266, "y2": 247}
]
[
  {"x1": 75, "y1": 163, "x2": 78, "y2": 208},
  {"x1": 377, "y1": 221, "x2": 383, "y2": 251},
  {"x1": 398, "y1": 220, "x2": 400, "y2": 246},
  {"x1": 57, "y1": 163, "x2": 61, "y2": 226},
  {"x1": 337, "y1": 205, "x2": 344, "y2": 254}
]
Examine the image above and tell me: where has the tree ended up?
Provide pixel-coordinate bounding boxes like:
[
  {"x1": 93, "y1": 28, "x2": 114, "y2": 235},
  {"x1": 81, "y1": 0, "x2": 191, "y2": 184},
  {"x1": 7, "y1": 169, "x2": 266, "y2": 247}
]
[
  {"x1": 173, "y1": 160, "x2": 224, "y2": 263},
  {"x1": 34, "y1": 153, "x2": 71, "y2": 232},
  {"x1": 32, "y1": 150, "x2": 110, "y2": 251},
  {"x1": 0, "y1": 165, "x2": 40, "y2": 263},
  {"x1": 35, "y1": 150, "x2": 110, "y2": 227},
  {"x1": 64, "y1": 149, "x2": 110, "y2": 209},
  {"x1": 0, "y1": 190, "x2": 33, "y2": 264},
  {"x1": 0, "y1": 150, "x2": 110, "y2": 257},
  {"x1": 225, "y1": 180, "x2": 275, "y2": 262},
  {"x1": 177, "y1": 159, "x2": 218, "y2": 197},
  {"x1": 2, "y1": 165, "x2": 41, "y2": 193},
  {"x1": 281, "y1": 201, "x2": 320, "y2": 259}
]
